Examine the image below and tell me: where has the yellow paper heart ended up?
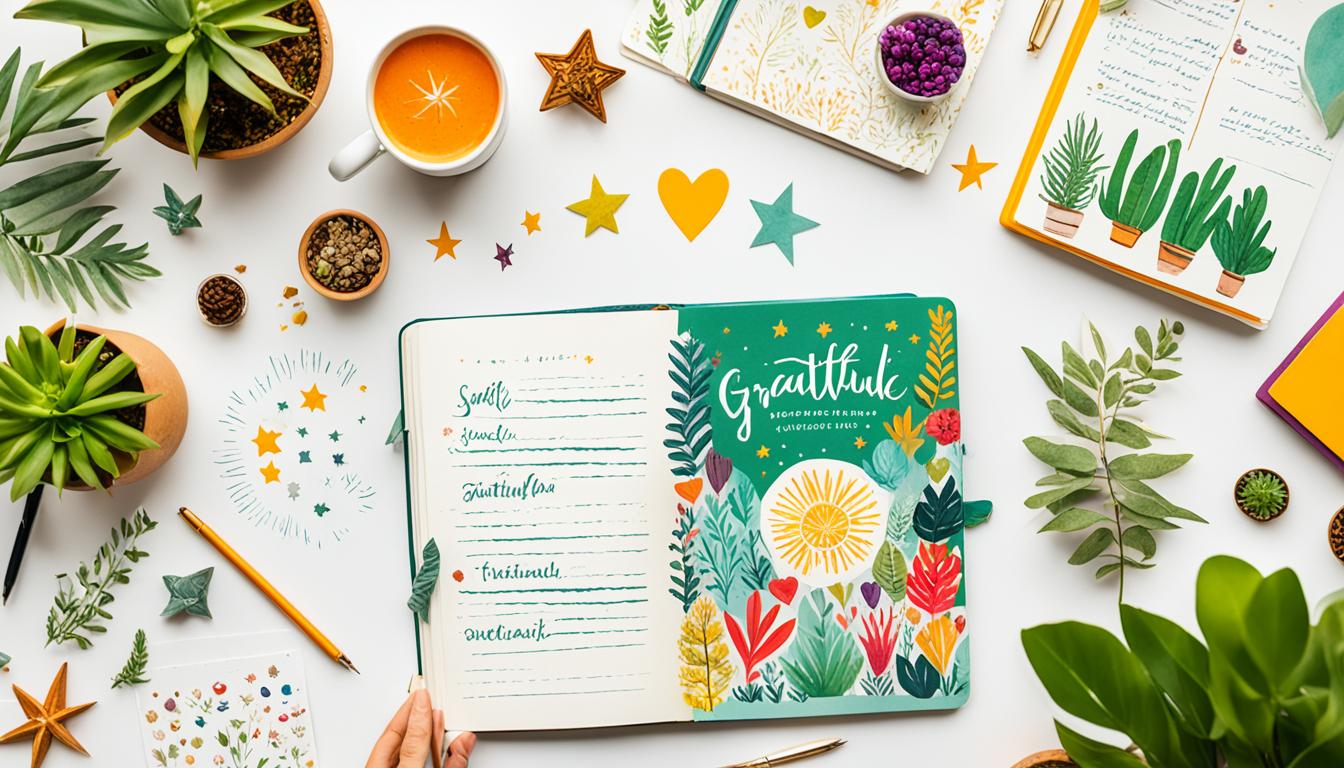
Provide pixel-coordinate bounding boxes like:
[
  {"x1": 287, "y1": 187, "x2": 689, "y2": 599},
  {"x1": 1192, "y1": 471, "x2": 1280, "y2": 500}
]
[
  {"x1": 657, "y1": 168, "x2": 729, "y2": 242},
  {"x1": 803, "y1": 6, "x2": 826, "y2": 28}
]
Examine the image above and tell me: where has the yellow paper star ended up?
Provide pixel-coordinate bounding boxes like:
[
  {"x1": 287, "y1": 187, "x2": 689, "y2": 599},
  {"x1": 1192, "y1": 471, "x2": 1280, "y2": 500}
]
[
  {"x1": 0, "y1": 663, "x2": 94, "y2": 767},
  {"x1": 566, "y1": 176, "x2": 628, "y2": 236},
  {"x1": 817, "y1": 322, "x2": 833, "y2": 338},
  {"x1": 259, "y1": 462, "x2": 281, "y2": 484},
  {"x1": 772, "y1": 320, "x2": 789, "y2": 337},
  {"x1": 722, "y1": 327, "x2": 731, "y2": 334},
  {"x1": 251, "y1": 427, "x2": 282, "y2": 457},
  {"x1": 952, "y1": 145, "x2": 998, "y2": 191},
  {"x1": 300, "y1": 384, "x2": 327, "y2": 412},
  {"x1": 854, "y1": 436, "x2": 867, "y2": 449},
  {"x1": 522, "y1": 211, "x2": 541, "y2": 235},
  {"x1": 584, "y1": 355, "x2": 594, "y2": 364},
  {"x1": 426, "y1": 222, "x2": 461, "y2": 261},
  {"x1": 756, "y1": 445, "x2": 770, "y2": 458},
  {"x1": 909, "y1": 333, "x2": 921, "y2": 344},
  {"x1": 885, "y1": 320, "x2": 899, "y2": 331}
]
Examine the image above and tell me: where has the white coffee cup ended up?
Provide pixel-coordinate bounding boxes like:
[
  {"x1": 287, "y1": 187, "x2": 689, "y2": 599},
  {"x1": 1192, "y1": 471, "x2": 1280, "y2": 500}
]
[{"x1": 329, "y1": 26, "x2": 508, "y2": 181}]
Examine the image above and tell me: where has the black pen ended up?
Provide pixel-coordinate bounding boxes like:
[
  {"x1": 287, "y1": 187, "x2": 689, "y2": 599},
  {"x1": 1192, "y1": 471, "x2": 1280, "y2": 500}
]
[{"x1": 3, "y1": 485, "x2": 44, "y2": 605}]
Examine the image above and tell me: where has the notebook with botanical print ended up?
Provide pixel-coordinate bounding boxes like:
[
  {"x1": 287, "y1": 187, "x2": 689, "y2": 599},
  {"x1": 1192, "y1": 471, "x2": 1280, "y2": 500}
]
[
  {"x1": 620, "y1": 0, "x2": 1003, "y2": 174},
  {"x1": 398, "y1": 295, "x2": 973, "y2": 731}
]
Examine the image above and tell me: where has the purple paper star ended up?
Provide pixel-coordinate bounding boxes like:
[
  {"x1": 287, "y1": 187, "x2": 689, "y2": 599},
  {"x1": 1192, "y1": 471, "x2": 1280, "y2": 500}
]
[{"x1": 494, "y1": 242, "x2": 514, "y2": 270}]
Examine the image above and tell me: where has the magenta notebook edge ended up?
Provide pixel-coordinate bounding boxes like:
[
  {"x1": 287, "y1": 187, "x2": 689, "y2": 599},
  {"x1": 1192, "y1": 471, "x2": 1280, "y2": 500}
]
[{"x1": 1256, "y1": 290, "x2": 1344, "y2": 473}]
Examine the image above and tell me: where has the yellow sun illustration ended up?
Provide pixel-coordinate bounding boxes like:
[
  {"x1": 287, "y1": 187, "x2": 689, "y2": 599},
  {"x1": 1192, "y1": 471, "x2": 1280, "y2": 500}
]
[{"x1": 768, "y1": 465, "x2": 881, "y2": 577}]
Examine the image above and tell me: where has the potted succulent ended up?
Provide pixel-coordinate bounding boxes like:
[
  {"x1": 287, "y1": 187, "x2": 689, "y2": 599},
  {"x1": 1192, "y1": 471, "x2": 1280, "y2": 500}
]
[
  {"x1": 298, "y1": 210, "x2": 389, "y2": 301},
  {"x1": 1038, "y1": 114, "x2": 1106, "y2": 238},
  {"x1": 0, "y1": 322, "x2": 187, "y2": 500},
  {"x1": 14, "y1": 0, "x2": 333, "y2": 164},
  {"x1": 1097, "y1": 131, "x2": 1181, "y2": 248},
  {"x1": 1210, "y1": 185, "x2": 1276, "y2": 298},
  {"x1": 1233, "y1": 468, "x2": 1288, "y2": 521},
  {"x1": 1010, "y1": 751, "x2": 1075, "y2": 768},
  {"x1": 1156, "y1": 157, "x2": 1235, "y2": 275}
]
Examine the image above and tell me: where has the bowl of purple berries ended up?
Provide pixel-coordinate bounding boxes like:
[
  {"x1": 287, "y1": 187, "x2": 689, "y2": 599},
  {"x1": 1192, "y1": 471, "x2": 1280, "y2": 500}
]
[{"x1": 875, "y1": 12, "x2": 967, "y2": 103}]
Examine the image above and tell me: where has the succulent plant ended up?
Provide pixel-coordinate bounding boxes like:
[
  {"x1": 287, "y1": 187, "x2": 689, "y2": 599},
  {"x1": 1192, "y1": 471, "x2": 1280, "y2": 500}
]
[
  {"x1": 1161, "y1": 157, "x2": 1236, "y2": 252},
  {"x1": 1236, "y1": 469, "x2": 1287, "y2": 520},
  {"x1": 0, "y1": 324, "x2": 160, "y2": 500},
  {"x1": 153, "y1": 183, "x2": 202, "y2": 235},
  {"x1": 15, "y1": 0, "x2": 310, "y2": 164},
  {"x1": 1212, "y1": 185, "x2": 1276, "y2": 277}
]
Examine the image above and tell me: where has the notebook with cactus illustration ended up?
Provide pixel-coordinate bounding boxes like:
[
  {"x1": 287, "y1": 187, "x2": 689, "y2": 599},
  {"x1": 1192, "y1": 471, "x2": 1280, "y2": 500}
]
[
  {"x1": 620, "y1": 0, "x2": 1003, "y2": 174},
  {"x1": 398, "y1": 295, "x2": 975, "y2": 731},
  {"x1": 1001, "y1": 0, "x2": 1344, "y2": 329}
]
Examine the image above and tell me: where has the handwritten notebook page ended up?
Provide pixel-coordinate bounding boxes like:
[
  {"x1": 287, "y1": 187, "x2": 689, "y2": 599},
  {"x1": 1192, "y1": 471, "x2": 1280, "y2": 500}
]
[
  {"x1": 401, "y1": 311, "x2": 686, "y2": 731},
  {"x1": 1019, "y1": 0, "x2": 1341, "y2": 326}
]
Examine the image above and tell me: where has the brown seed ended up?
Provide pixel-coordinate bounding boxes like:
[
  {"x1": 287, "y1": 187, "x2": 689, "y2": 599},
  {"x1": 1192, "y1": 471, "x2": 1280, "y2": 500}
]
[
  {"x1": 1330, "y1": 507, "x2": 1344, "y2": 565},
  {"x1": 198, "y1": 274, "x2": 247, "y2": 326},
  {"x1": 305, "y1": 214, "x2": 382, "y2": 293}
]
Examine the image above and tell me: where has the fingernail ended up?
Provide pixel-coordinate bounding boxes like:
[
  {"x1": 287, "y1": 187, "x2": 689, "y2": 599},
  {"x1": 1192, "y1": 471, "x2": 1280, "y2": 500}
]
[{"x1": 409, "y1": 674, "x2": 427, "y2": 692}]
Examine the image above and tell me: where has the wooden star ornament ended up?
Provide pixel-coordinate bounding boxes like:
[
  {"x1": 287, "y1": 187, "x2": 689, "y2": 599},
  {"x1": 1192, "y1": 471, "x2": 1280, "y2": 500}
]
[
  {"x1": 536, "y1": 29, "x2": 625, "y2": 122},
  {"x1": 0, "y1": 663, "x2": 95, "y2": 768}
]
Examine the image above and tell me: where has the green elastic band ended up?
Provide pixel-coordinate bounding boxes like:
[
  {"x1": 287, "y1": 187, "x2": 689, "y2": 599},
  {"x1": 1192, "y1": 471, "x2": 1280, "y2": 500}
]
[{"x1": 690, "y1": 0, "x2": 739, "y2": 91}]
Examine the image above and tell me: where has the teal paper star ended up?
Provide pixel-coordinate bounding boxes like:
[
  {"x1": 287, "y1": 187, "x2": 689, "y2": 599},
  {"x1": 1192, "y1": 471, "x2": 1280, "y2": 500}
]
[
  {"x1": 161, "y1": 567, "x2": 214, "y2": 619},
  {"x1": 748, "y1": 183, "x2": 819, "y2": 264},
  {"x1": 314, "y1": 502, "x2": 330, "y2": 517},
  {"x1": 332, "y1": 453, "x2": 345, "y2": 466},
  {"x1": 328, "y1": 430, "x2": 341, "y2": 442},
  {"x1": 277, "y1": 401, "x2": 289, "y2": 411},
  {"x1": 297, "y1": 427, "x2": 308, "y2": 437},
  {"x1": 299, "y1": 450, "x2": 311, "y2": 463}
]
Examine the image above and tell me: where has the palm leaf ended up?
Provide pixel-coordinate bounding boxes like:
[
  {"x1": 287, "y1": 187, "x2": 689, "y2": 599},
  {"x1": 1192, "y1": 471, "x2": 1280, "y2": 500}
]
[{"x1": 407, "y1": 539, "x2": 441, "y2": 622}]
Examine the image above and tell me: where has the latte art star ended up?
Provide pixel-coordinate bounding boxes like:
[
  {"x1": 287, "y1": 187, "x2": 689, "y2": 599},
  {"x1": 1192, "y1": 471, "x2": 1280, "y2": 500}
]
[{"x1": 405, "y1": 69, "x2": 460, "y2": 121}]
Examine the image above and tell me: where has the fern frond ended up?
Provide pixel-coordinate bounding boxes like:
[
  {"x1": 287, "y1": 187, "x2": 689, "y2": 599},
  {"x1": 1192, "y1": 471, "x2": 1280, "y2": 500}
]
[
  {"x1": 665, "y1": 335, "x2": 713, "y2": 477},
  {"x1": 646, "y1": 0, "x2": 673, "y2": 55},
  {"x1": 914, "y1": 305, "x2": 956, "y2": 409},
  {"x1": 110, "y1": 628, "x2": 150, "y2": 688}
]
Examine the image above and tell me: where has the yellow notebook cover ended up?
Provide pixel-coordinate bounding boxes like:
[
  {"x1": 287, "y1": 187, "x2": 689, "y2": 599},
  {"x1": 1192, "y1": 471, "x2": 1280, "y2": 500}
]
[
  {"x1": 1269, "y1": 308, "x2": 1344, "y2": 460},
  {"x1": 1001, "y1": 0, "x2": 1343, "y2": 329}
]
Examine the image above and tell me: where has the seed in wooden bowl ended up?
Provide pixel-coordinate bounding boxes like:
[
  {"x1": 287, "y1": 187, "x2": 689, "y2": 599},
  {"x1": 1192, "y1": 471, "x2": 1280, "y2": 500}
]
[
  {"x1": 197, "y1": 274, "x2": 247, "y2": 326},
  {"x1": 305, "y1": 215, "x2": 383, "y2": 293}
]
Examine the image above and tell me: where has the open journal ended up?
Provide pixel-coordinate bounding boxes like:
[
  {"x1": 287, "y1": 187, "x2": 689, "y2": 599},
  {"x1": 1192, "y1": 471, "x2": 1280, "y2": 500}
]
[
  {"x1": 1002, "y1": 0, "x2": 1344, "y2": 329},
  {"x1": 398, "y1": 296, "x2": 973, "y2": 731},
  {"x1": 620, "y1": 0, "x2": 1003, "y2": 174}
]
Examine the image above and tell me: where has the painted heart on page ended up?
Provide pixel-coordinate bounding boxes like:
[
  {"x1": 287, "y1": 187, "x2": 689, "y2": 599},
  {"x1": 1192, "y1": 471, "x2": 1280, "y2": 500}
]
[
  {"x1": 657, "y1": 168, "x2": 729, "y2": 242},
  {"x1": 803, "y1": 6, "x2": 826, "y2": 28},
  {"x1": 926, "y1": 457, "x2": 950, "y2": 483},
  {"x1": 674, "y1": 477, "x2": 703, "y2": 504},
  {"x1": 768, "y1": 576, "x2": 799, "y2": 605},
  {"x1": 861, "y1": 581, "x2": 882, "y2": 609}
]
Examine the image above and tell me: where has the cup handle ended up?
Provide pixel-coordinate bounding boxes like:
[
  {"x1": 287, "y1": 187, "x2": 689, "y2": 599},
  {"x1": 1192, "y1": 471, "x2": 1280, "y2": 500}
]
[{"x1": 329, "y1": 130, "x2": 385, "y2": 181}]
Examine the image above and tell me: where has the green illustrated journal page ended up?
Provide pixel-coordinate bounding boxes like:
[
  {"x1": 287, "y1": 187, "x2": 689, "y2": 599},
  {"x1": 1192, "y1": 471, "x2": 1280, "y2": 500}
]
[{"x1": 668, "y1": 295, "x2": 970, "y2": 721}]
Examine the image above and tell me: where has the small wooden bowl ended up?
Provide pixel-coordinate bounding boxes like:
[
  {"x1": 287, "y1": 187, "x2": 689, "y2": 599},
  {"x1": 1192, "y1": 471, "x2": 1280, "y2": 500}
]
[
  {"x1": 1329, "y1": 506, "x2": 1344, "y2": 565},
  {"x1": 196, "y1": 273, "x2": 248, "y2": 327},
  {"x1": 874, "y1": 11, "x2": 963, "y2": 104},
  {"x1": 298, "y1": 209, "x2": 389, "y2": 301},
  {"x1": 1233, "y1": 468, "x2": 1289, "y2": 522},
  {"x1": 1011, "y1": 750, "x2": 1076, "y2": 768}
]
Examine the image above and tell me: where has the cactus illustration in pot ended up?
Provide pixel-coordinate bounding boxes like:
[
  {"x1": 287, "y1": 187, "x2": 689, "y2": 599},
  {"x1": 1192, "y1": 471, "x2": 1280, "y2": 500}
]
[
  {"x1": 1097, "y1": 131, "x2": 1181, "y2": 247},
  {"x1": 1211, "y1": 185, "x2": 1275, "y2": 298},
  {"x1": 1156, "y1": 157, "x2": 1235, "y2": 275},
  {"x1": 1038, "y1": 114, "x2": 1107, "y2": 238}
]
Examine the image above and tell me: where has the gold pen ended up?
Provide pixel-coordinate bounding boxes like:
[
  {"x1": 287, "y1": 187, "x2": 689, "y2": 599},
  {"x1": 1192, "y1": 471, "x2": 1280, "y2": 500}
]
[
  {"x1": 721, "y1": 738, "x2": 846, "y2": 768},
  {"x1": 1028, "y1": 0, "x2": 1065, "y2": 51}
]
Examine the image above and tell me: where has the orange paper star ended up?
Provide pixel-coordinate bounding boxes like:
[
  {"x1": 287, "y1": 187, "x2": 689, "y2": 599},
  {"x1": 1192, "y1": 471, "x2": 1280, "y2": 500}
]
[
  {"x1": 536, "y1": 29, "x2": 625, "y2": 123},
  {"x1": 427, "y1": 222, "x2": 461, "y2": 261},
  {"x1": 522, "y1": 211, "x2": 541, "y2": 235},
  {"x1": 0, "y1": 663, "x2": 94, "y2": 768},
  {"x1": 251, "y1": 426, "x2": 282, "y2": 456},
  {"x1": 300, "y1": 384, "x2": 327, "y2": 412},
  {"x1": 259, "y1": 461, "x2": 281, "y2": 484},
  {"x1": 952, "y1": 145, "x2": 998, "y2": 191}
]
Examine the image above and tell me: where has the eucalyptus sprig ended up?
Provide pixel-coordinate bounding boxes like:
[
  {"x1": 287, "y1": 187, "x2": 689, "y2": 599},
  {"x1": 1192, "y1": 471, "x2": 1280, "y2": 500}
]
[
  {"x1": 1022, "y1": 319, "x2": 1203, "y2": 604},
  {"x1": 111, "y1": 628, "x2": 150, "y2": 689},
  {"x1": 45, "y1": 507, "x2": 157, "y2": 648}
]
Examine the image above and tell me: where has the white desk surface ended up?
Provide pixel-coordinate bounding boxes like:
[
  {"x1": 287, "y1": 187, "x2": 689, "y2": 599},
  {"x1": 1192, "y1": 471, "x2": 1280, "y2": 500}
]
[{"x1": 2, "y1": 1, "x2": 1342, "y2": 766}]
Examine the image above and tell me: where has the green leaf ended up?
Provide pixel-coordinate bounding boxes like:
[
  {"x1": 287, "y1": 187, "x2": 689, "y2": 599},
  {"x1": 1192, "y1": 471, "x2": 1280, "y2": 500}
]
[
  {"x1": 202, "y1": 0, "x2": 302, "y2": 24},
  {"x1": 1025, "y1": 476, "x2": 1095, "y2": 509},
  {"x1": 407, "y1": 539, "x2": 440, "y2": 622},
  {"x1": 1039, "y1": 507, "x2": 1109, "y2": 533},
  {"x1": 1106, "y1": 419, "x2": 1152, "y2": 449},
  {"x1": 1108, "y1": 452, "x2": 1192, "y2": 480},
  {"x1": 1103, "y1": 373, "x2": 1121, "y2": 407},
  {"x1": 1024, "y1": 437, "x2": 1097, "y2": 474},
  {"x1": 1047, "y1": 400, "x2": 1101, "y2": 441},
  {"x1": 1245, "y1": 568, "x2": 1309, "y2": 694},
  {"x1": 1068, "y1": 528, "x2": 1114, "y2": 564},
  {"x1": 1023, "y1": 347, "x2": 1063, "y2": 397},
  {"x1": 871, "y1": 540, "x2": 907, "y2": 603},
  {"x1": 1054, "y1": 721, "x2": 1149, "y2": 768},
  {"x1": 1062, "y1": 379, "x2": 1099, "y2": 417},
  {"x1": 202, "y1": 37, "x2": 275, "y2": 113},
  {"x1": 1121, "y1": 526, "x2": 1156, "y2": 559},
  {"x1": 110, "y1": 628, "x2": 150, "y2": 688},
  {"x1": 201, "y1": 23, "x2": 305, "y2": 99},
  {"x1": 1120, "y1": 605, "x2": 1215, "y2": 738},
  {"x1": 103, "y1": 68, "x2": 185, "y2": 150}
]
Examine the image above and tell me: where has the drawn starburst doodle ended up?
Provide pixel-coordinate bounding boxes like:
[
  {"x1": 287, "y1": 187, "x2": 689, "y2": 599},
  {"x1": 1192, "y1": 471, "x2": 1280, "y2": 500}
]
[{"x1": 406, "y1": 70, "x2": 459, "y2": 121}]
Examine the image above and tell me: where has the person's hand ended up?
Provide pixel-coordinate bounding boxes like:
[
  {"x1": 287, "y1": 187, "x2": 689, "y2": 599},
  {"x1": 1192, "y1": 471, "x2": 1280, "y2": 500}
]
[{"x1": 366, "y1": 688, "x2": 476, "y2": 768}]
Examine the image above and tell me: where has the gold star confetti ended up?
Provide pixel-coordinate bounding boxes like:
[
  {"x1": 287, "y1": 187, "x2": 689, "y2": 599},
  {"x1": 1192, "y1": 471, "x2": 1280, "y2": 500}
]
[
  {"x1": 885, "y1": 320, "x2": 899, "y2": 331},
  {"x1": 259, "y1": 462, "x2": 281, "y2": 484},
  {"x1": 566, "y1": 176, "x2": 628, "y2": 236},
  {"x1": 300, "y1": 384, "x2": 327, "y2": 412},
  {"x1": 251, "y1": 427, "x2": 282, "y2": 457},
  {"x1": 909, "y1": 333, "x2": 921, "y2": 344},
  {"x1": 952, "y1": 145, "x2": 998, "y2": 191},
  {"x1": 756, "y1": 445, "x2": 770, "y2": 458},
  {"x1": 817, "y1": 322, "x2": 833, "y2": 338},
  {"x1": 772, "y1": 320, "x2": 788, "y2": 337},
  {"x1": 854, "y1": 436, "x2": 867, "y2": 449},
  {"x1": 522, "y1": 211, "x2": 541, "y2": 235},
  {"x1": 427, "y1": 222, "x2": 461, "y2": 261},
  {"x1": 584, "y1": 355, "x2": 594, "y2": 364}
]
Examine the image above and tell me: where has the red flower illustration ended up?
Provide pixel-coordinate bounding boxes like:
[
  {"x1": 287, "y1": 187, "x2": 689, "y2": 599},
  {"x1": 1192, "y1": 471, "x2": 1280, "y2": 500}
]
[
  {"x1": 907, "y1": 541, "x2": 962, "y2": 615},
  {"x1": 925, "y1": 408, "x2": 961, "y2": 445},
  {"x1": 724, "y1": 591, "x2": 796, "y2": 683},
  {"x1": 858, "y1": 606, "x2": 901, "y2": 676}
]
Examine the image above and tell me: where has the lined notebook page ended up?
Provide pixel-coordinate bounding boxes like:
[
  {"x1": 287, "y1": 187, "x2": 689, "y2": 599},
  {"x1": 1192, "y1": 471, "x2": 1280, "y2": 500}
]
[{"x1": 401, "y1": 310, "x2": 687, "y2": 731}]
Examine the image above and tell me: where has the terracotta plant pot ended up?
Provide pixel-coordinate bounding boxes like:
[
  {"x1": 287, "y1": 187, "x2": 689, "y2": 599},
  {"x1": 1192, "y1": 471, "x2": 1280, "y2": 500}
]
[
  {"x1": 1329, "y1": 506, "x2": 1344, "y2": 565},
  {"x1": 1217, "y1": 269, "x2": 1246, "y2": 298},
  {"x1": 1109, "y1": 221, "x2": 1142, "y2": 247},
  {"x1": 1044, "y1": 203, "x2": 1085, "y2": 238},
  {"x1": 1011, "y1": 750, "x2": 1077, "y2": 768},
  {"x1": 1234, "y1": 468, "x2": 1289, "y2": 522},
  {"x1": 298, "y1": 209, "x2": 390, "y2": 301},
  {"x1": 43, "y1": 320, "x2": 188, "y2": 489},
  {"x1": 1157, "y1": 241, "x2": 1195, "y2": 274},
  {"x1": 106, "y1": 0, "x2": 332, "y2": 160}
]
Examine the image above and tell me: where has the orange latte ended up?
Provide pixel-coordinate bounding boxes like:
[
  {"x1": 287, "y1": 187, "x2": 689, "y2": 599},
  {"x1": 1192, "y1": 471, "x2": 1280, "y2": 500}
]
[{"x1": 373, "y1": 34, "x2": 500, "y2": 163}]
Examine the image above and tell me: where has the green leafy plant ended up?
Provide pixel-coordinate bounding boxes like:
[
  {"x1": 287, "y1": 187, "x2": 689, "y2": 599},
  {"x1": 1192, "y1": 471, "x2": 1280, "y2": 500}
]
[
  {"x1": 1160, "y1": 157, "x2": 1235, "y2": 252},
  {"x1": 665, "y1": 335, "x2": 712, "y2": 477},
  {"x1": 0, "y1": 323, "x2": 161, "y2": 500},
  {"x1": 1212, "y1": 185, "x2": 1276, "y2": 277},
  {"x1": 46, "y1": 506, "x2": 156, "y2": 648},
  {"x1": 110, "y1": 628, "x2": 149, "y2": 688},
  {"x1": 1039, "y1": 113, "x2": 1107, "y2": 211},
  {"x1": 153, "y1": 183, "x2": 202, "y2": 236},
  {"x1": 407, "y1": 538, "x2": 440, "y2": 622},
  {"x1": 780, "y1": 589, "x2": 864, "y2": 697},
  {"x1": 646, "y1": 0, "x2": 672, "y2": 55},
  {"x1": 1022, "y1": 555, "x2": 1344, "y2": 767},
  {"x1": 16, "y1": 0, "x2": 310, "y2": 164},
  {"x1": 0, "y1": 49, "x2": 157, "y2": 312},
  {"x1": 1098, "y1": 131, "x2": 1181, "y2": 235},
  {"x1": 1236, "y1": 469, "x2": 1288, "y2": 520},
  {"x1": 1022, "y1": 320, "x2": 1203, "y2": 604}
]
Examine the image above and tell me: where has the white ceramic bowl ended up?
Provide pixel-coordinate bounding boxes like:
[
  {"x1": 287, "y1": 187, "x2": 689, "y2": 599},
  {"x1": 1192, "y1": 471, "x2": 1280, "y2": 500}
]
[{"x1": 874, "y1": 11, "x2": 964, "y2": 104}]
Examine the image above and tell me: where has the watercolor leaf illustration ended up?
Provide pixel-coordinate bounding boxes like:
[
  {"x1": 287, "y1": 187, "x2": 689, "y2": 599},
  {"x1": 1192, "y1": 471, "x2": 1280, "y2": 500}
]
[
  {"x1": 679, "y1": 595, "x2": 734, "y2": 710},
  {"x1": 665, "y1": 335, "x2": 713, "y2": 477},
  {"x1": 862, "y1": 439, "x2": 912, "y2": 491},
  {"x1": 724, "y1": 590, "x2": 796, "y2": 684},
  {"x1": 110, "y1": 628, "x2": 149, "y2": 689},
  {"x1": 699, "y1": 491, "x2": 746, "y2": 609},
  {"x1": 669, "y1": 502, "x2": 703, "y2": 612},
  {"x1": 896, "y1": 653, "x2": 941, "y2": 698},
  {"x1": 779, "y1": 589, "x2": 864, "y2": 697},
  {"x1": 1097, "y1": 131, "x2": 1181, "y2": 238},
  {"x1": 858, "y1": 606, "x2": 901, "y2": 681},
  {"x1": 907, "y1": 542, "x2": 962, "y2": 616},
  {"x1": 407, "y1": 538, "x2": 441, "y2": 622},
  {"x1": 1211, "y1": 186, "x2": 1276, "y2": 280},
  {"x1": 872, "y1": 540, "x2": 908, "y2": 604},
  {"x1": 1039, "y1": 113, "x2": 1107, "y2": 211},
  {"x1": 46, "y1": 507, "x2": 156, "y2": 648},
  {"x1": 914, "y1": 305, "x2": 956, "y2": 409},
  {"x1": 1160, "y1": 158, "x2": 1235, "y2": 253},
  {"x1": 646, "y1": 0, "x2": 672, "y2": 55},
  {"x1": 912, "y1": 477, "x2": 963, "y2": 543}
]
